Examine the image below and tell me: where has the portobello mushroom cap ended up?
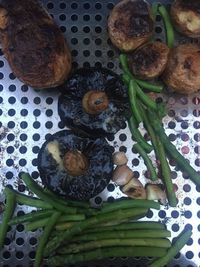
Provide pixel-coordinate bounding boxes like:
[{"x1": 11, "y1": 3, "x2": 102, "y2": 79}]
[
  {"x1": 37, "y1": 130, "x2": 113, "y2": 201},
  {"x1": 171, "y1": 0, "x2": 200, "y2": 38},
  {"x1": 0, "y1": 0, "x2": 71, "y2": 89},
  {"x1": 58, "y1": 67, "x2": 130, "y2": 137},
  {"x1": 108, "y1": 0, "x2": 154, "y2": 52},
  {"x1": 162, "y1": 43, "x2": 200, "y2": 94},
  {"x1": 129, "y1": 41, "x2": 170, "y2": 80}
]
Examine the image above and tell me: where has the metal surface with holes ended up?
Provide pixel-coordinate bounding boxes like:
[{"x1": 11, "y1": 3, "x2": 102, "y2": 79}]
[{"x1": 0, "y1": 0, "x2": 200, "y2": 266}]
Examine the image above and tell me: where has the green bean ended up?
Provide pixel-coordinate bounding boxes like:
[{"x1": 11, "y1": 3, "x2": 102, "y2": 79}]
[
  {"x1": 48, "y1": 247, "x2": 168, "y2": 266},
  {"x1": 6, "y1": 187, "x2": 53, "y2": 209},
  {"x1": 101, "y1": 199, "x2": 160, "y2": 212},
  {"x1": 123, "y1": 72, "x2": 157, "y2": 110},
  {"x1": 128, "y1": 116, "x2": 153, "y2": 153},
  {"x1": 8, "y1": 209, "x2": 54, "y2": 225},
  {"x1": 152, "y1": 2, "x2": 159, "y2": 20},
  {"x1": 135, "y1": 82, "x2": 157, "y2": 110},
  {"x1": 149, "y1": 111, "x2": 200, "y2": 186},
  {"x1": 0, "y1": 187, "x2": 16, "y2": 249},
  {"x1": 149, "y1": 229, "x2": 192, "y2": 267},
  {"x1": 128, "y1": 79, "x2": 143, "y2": 124},
  {"x1": 21, "y1": 173, "x2": 77, "y2": 214},
  {"x1": 120, "y1": 54, "x2": 163, "y2": 92},
  {"x1": 44, "y1": 208, "x2": 150, "y2": 256},
  {"x1": 25, "y1": 213, "x2": 86, "y2": 231},
  {"x1": 72, "y1": 229, "x2": 171, "y2": 242},
  {"x1": 60, "y1": 238, "x2": 171, "y2": 254},
  {"x1": 43, "y1": 188, "x2": 90, "y2": 209},
  {"x1": 158, "y1": 5, "x2": 175, "y2": 48},
  {"x1": 85, "y1": 221, "x2": 166, "y2": 233},
  {"x1": 133, "y1": 143, "x2": 158, "y2": 181},
  {"x1": 34, "y1": 211, "x2": 61, "y2": 267},
  {"x1": 155, "y1": 136, "x2": 178, "y2": 207}
]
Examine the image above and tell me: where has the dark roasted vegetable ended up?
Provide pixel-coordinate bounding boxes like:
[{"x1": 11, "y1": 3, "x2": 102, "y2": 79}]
[
  {"x1": 107, "y1": 0, "x2": 154, "y2": 52},
  {"x1": 58, "y1": 67, "x2": 130, "y2": 137},
  {"x1": 37, "y1": 130, "x2": 113, "y2": 200},
  {"x1": 162, "y1": 43, "x2": 200, "y2": 94},
  {"x1": 129, "y1": 41, "x2": 170, "y2": 80},
  {"x1": 171, "y1": 0, "x2": 200, "y2": 38},
  {"x1": 0, "y1": 0, "x2": 71, "y2": 89}
]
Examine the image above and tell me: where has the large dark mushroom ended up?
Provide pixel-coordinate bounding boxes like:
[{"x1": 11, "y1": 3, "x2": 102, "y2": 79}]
[
  {"x1": 58, "y1": 67, "x2": 130, "y2": 137},
  {"x1": 107, "y1": 0, "x2": 154, "y2": 52},
  {"x1": 37, "y1": 130, "x2": 113, "y2": 201}
]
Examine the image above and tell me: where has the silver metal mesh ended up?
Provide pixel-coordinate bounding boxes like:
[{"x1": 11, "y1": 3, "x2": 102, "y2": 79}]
[{"x1": 0, "y1": 0, "x2": 200, "y2": 266}]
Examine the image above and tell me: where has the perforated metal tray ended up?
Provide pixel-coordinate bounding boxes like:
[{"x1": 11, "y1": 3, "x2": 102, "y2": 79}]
[{"x1": 0, "y1": 0, "x2": 200, "y2": 266}]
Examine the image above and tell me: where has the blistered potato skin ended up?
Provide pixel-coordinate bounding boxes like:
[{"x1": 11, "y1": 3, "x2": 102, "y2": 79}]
[
  {"x1": 171, "y1": 0, "x2": 200, "y2": 38},
  {"x1": 163, "y1": 44, "x2": 200, "y2": 94},
  {"x1": 108, "y1": 0, "x2": 154, "y2": 52},
  {"x1": 0, "y1": 0, "x2": 72, "y2": 89}
]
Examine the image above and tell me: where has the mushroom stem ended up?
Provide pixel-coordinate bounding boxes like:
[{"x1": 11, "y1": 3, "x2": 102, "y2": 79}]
[
  {"x1": 82, "y1": 90, "x2": 109, "y2": 114},
  {"x1": 63, "y1": 150, "x2": 89, "y2": 176}
]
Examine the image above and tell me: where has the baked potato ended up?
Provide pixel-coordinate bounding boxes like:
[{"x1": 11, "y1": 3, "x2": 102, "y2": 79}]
[
  {"x1": 129, "y1": 41, "x2": 170, "y2": 80},
  {"x1": 0, "y1": 0, "x2": 72, "y2": 89},
  {"x1": 108, "y1": 0, "x2": 154, "y2": 52},
  {"x1": 171, "y1": 0, "x2": 200, "y2": 38},
  {"x1": 162, "y1": 43, "x2": 200, "y2": 94}
]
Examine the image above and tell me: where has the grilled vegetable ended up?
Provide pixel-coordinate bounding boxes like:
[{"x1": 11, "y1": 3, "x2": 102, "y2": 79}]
[
  {"x1": 163, "y1": 43, "x2": 200, "y2": 94},
  {"x1": 37, "y1": 130, "x2": 113, "y2": 201},
  {"x1": 108, "y1": 0, "x2": 154, "y2": 52},
  {"x1": 58, "y1": 67, "x2": 130, "y2": 137},
  {"x1": 171, "y1": 0, "x2": 200, "y2": 38},
  {"x1": 0, "y1": 0, "x2": 71, "y2": 89},
  {"x1": 129, "y1": 41, "x2": 170, "y2": 80}
]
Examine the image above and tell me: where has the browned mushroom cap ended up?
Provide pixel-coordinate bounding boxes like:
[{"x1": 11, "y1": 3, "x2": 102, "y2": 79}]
[
  {"x1": 162, "y1": 43, "x2": 200, "y2": 94},
  {"x1": 171, "y1": 0, "x2": 200, "y2": 38},
  {"x1": 108, "y1": 0, "x2": 154, "y2": 52},
  {"x1": 129, "y1": 41, "x2": 170, "y2": 80}
]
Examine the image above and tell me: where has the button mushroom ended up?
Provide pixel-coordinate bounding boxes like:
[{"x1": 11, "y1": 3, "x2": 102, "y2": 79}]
[
  {"x1": 112, "y1": 165, "x2": 133, "y2": 186},
  {"x1": 112, "y1": 152, "x2": 128, "y2": 166},
  {"x1": 121, "y1": 178, "x2": 146, "y2": 199},
  {"x1": 146, "y1": 184, "x2": 167, "y2": 205}
]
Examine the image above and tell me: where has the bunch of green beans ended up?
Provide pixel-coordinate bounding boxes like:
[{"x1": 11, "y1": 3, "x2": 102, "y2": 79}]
[
  {"x1": 0, "y1": 173, "x2": 191, "y2": 267},
  {"x1": 119, "y1": 3, "x2": 200, "y2": 208}
]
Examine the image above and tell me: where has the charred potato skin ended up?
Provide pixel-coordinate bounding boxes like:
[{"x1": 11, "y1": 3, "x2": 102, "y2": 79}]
[
  {"x1": 0, "y1": 0, "x2": 72, "y2": 89},
  {"x1": 108, "y1": 0, "x2": 154, "y2": 52},
  {"x1": 162, "y1": 44, "x2": 200, "y2": 94},
  {"x1": 129, "y1": 41, "x2": 170, "y2": 80},
  {"x1": 171, "y1": 0, "x2": 200, "y2": 38}
]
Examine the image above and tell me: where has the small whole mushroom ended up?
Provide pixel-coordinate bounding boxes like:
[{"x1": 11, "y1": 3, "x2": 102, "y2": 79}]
[
  {"x1": 112, "y1": 165, "x2": 133, "y2": 186},
  {"x1": 112, "y1": 151, "x2": 128, "y2": 166},
  {"x1": 122, "y1": 177, "x2": 146, "y2": 199},
  {"x1": 146, "y1": 184, "x2": 167, "y2": 205}
]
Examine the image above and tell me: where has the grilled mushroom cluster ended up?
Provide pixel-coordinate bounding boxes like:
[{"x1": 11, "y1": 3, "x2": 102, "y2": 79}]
[
  {"x1": 58, "y1": 67, "x2": 130, "y2": 137},
  {"x1": 37, "y1": 130, "x2": 113, "y2": 201},
  {"x1": 171, "y1": 0, "x2": 200, "y2": 38},
  {"x1": 108, "y1": 0, "x2": 154, "y2": 52}
]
